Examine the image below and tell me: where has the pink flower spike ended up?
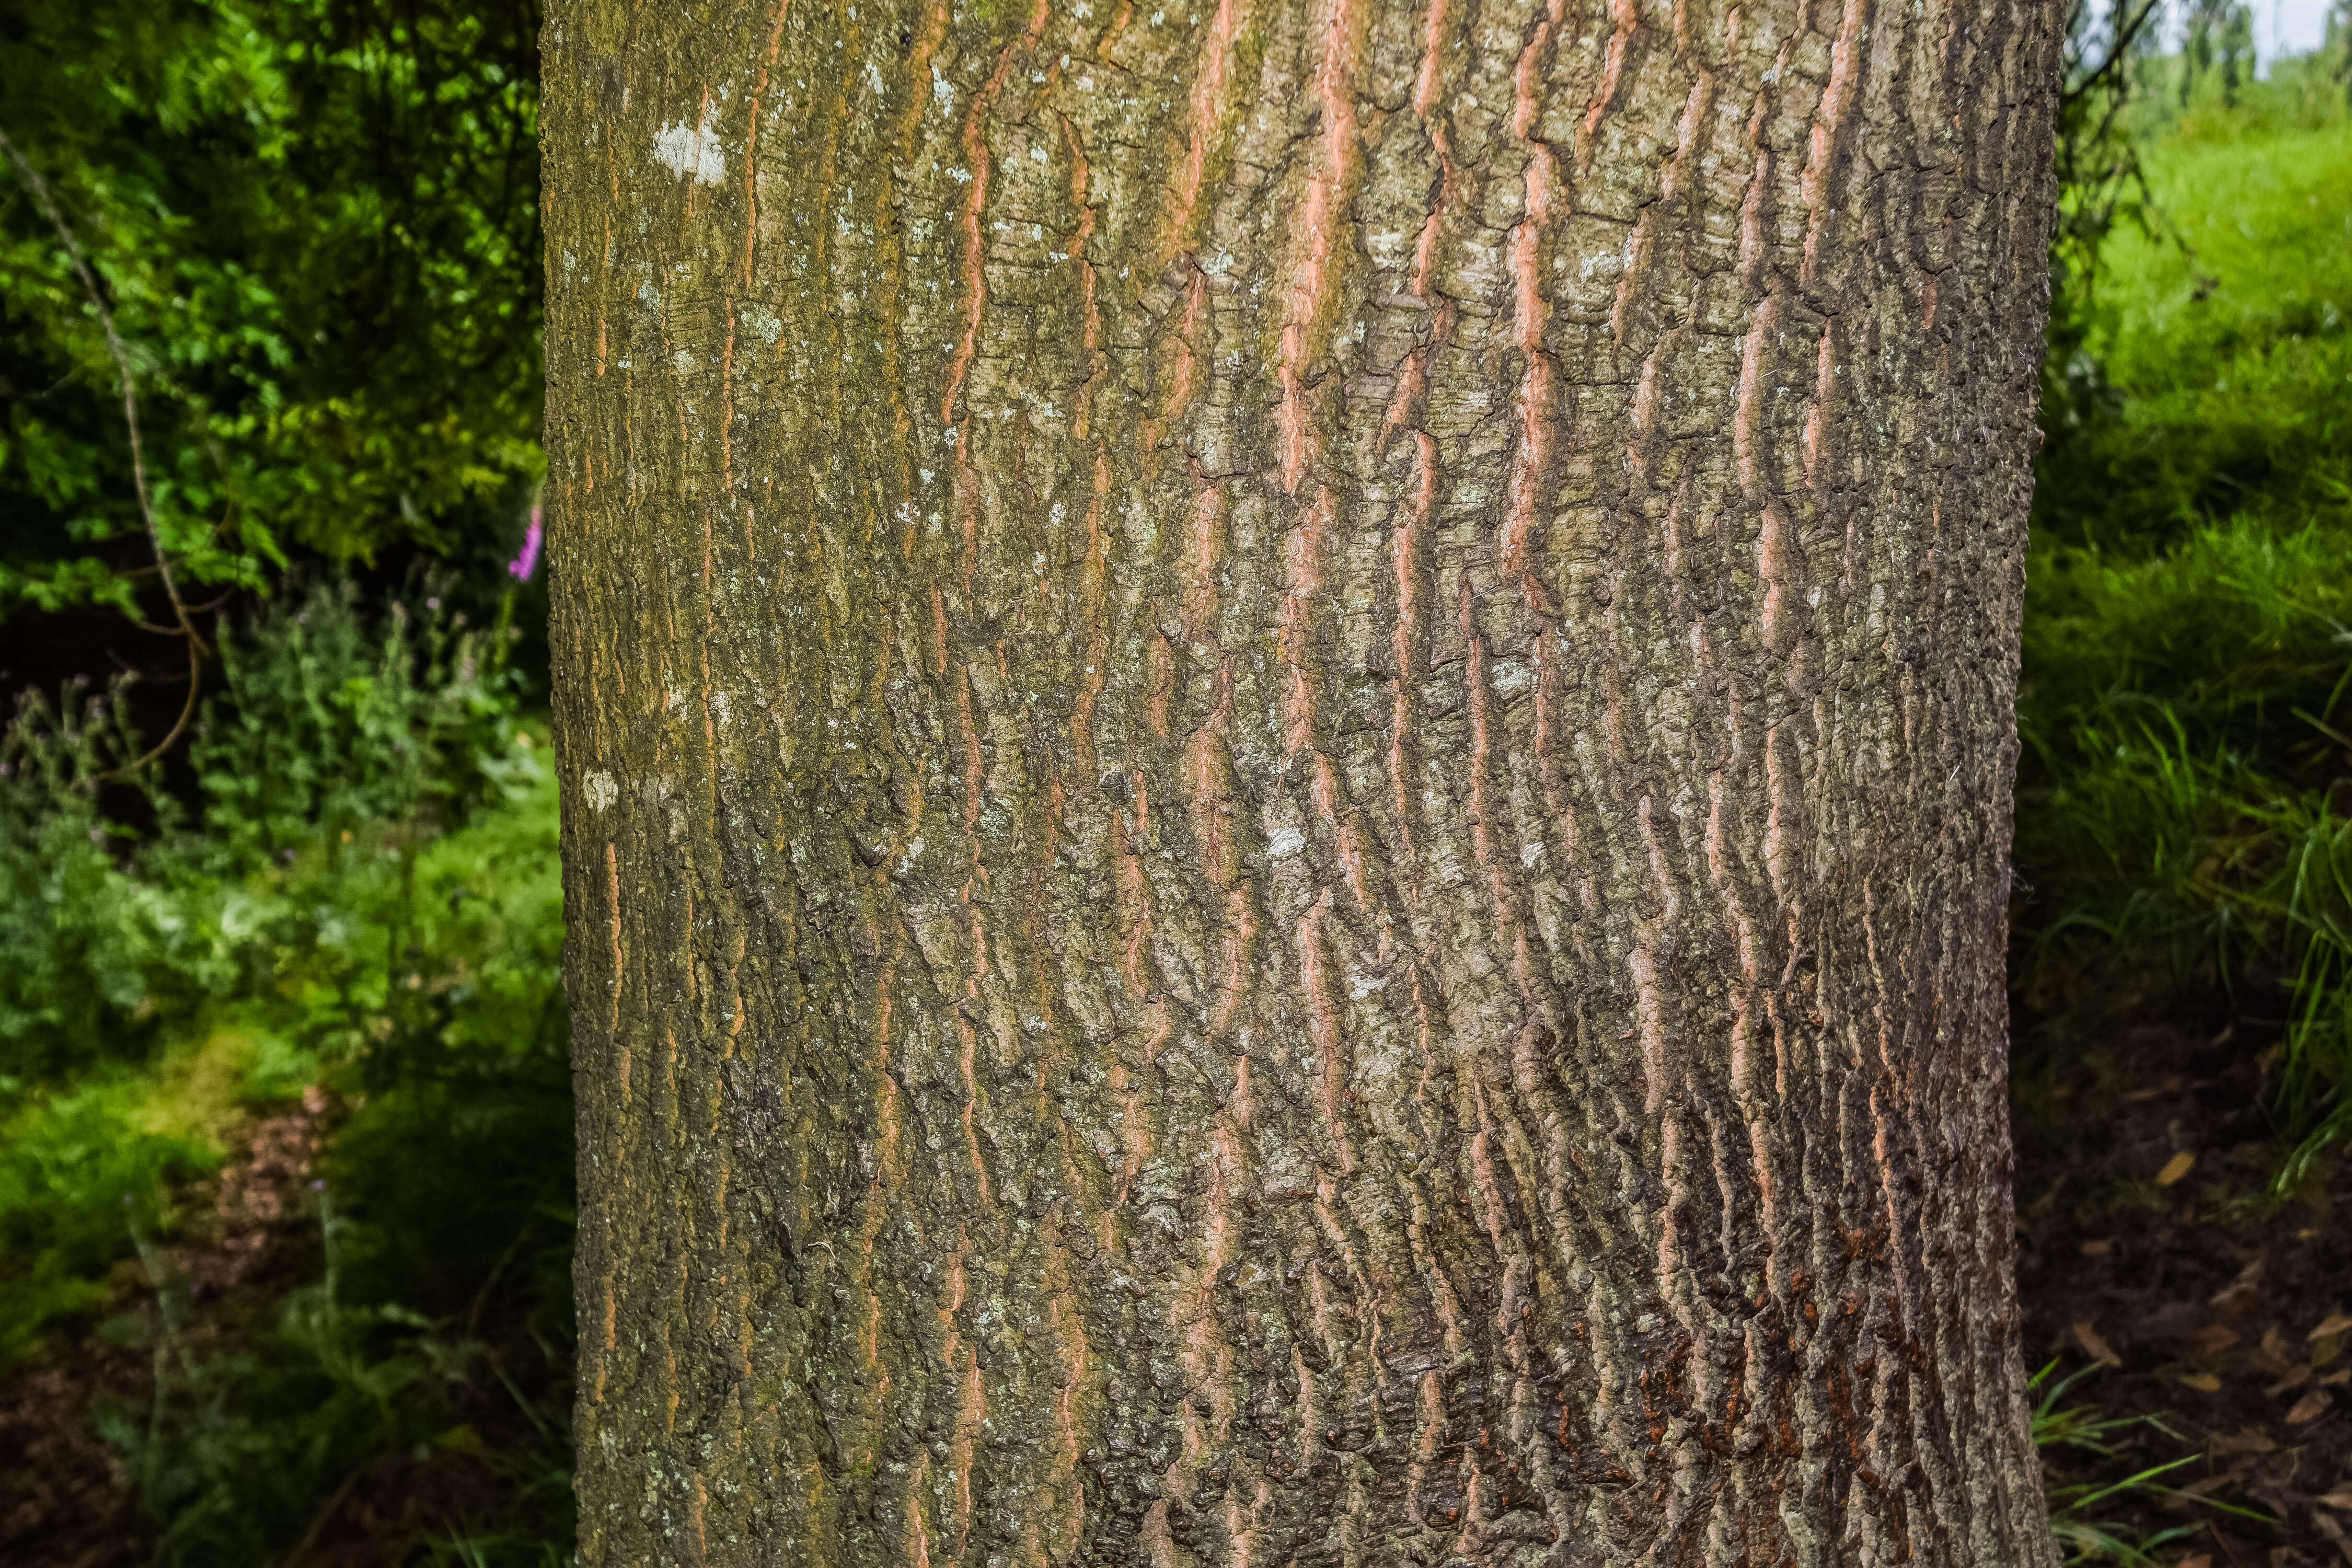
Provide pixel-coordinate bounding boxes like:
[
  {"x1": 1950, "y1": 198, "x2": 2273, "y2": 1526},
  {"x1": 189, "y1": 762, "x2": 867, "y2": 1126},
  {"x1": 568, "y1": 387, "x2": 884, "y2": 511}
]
[{"x1": 509, "y1": 505, "x2": 543, "y2": 582}]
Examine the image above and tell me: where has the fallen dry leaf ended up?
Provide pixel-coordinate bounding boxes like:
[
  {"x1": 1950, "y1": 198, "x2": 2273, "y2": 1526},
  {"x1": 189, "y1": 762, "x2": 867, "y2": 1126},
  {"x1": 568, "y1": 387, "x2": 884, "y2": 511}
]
[
  {"x1": 2173, "y1": 1556, "x2": 2211, "y2": 1568},
  {"x1": 2183, "y1": 1325, "x2": 2239, "y2": 1363},
  {"x1": 2210, "y1": 1427, "x2": 2278, "y2": 1454},
  {"x1": 2266, "y1": 1364, "x2": 2314, "y2": 1396},
  {"x1": 2080, "y1": 1239, "x2": 2113, "y2": 1257},
  {"x1": 2211, "y1": 1258, "x2": 2265, "y2": 1308},
  {"x1": 2322, "y1": 1369, "x2": 2351, "y2": 1388},
  {"x1": 2314, "y1": 1512, "x2": 2352, "y2": 1568},
  {"x1": 2286, "y1": 1389, "x2": 2332, "y2": 1425},
  {"x1": 2257, "y1": 1325, "x2": 2297, "y2": 1373},
  {"x1": 2179, "y1": 1475, "x2": 2232, "y2": 1497},
  {"x1": 2317, "y1": 1485, "x2": 2352, "y2": 1513},
  {"x1": 2155, "y1": 1150, "x2": 2197, "y2": 1186},
  {"x1": 2073, "y1": 1320, "x2": 2122, "y2": 1368},
  {"x1": 2310, "y1": 1311, "x2": 2352, "y2": 1340},
  {"x1": 2180, "y1": 1373, "x2": 2223, "y2": 1392},
  {"x1": 2184, "y1": 1323, "x2": 2242, "y2": 1357}
]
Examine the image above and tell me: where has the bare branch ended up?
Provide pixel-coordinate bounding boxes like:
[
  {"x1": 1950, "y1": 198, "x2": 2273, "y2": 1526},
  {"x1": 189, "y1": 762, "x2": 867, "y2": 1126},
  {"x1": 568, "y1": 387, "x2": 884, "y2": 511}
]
[
  {"x1": 0, "y1": 125, "x2": 207, "y2": 779},
  {"x1": 2066, "y1": 0, "x2": 2166, "y2": 107}
]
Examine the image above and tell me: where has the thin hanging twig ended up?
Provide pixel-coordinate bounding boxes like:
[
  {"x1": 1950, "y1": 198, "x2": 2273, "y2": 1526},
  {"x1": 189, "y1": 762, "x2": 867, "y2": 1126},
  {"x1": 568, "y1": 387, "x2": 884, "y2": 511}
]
[
  {"x1": 0, "y1": 125, "x2": 207, "y2": 780},
  {"x1": 2064, "y1": 0, "x2": 2166, "y2": 107}
]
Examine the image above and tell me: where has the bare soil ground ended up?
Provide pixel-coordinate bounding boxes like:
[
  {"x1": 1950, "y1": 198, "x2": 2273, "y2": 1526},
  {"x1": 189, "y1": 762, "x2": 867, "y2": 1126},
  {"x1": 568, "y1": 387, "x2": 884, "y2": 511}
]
[{"x1": 2014, "y1": 1011, "x2": 2352, "y2": 1565}]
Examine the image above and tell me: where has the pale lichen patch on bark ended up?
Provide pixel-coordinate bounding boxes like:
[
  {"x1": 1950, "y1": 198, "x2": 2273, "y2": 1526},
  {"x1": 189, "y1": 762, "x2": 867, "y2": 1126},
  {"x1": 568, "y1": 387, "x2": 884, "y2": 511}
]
[{"x1": 652, "y1": 113, "x2": 730, "y2": 187}]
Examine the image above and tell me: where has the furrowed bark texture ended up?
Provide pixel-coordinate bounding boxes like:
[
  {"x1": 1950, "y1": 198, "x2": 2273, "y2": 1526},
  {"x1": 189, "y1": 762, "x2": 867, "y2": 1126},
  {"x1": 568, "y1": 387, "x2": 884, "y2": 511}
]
[{"x1": 543, "y1": 0, "x2": 2063, "y2": 1562}]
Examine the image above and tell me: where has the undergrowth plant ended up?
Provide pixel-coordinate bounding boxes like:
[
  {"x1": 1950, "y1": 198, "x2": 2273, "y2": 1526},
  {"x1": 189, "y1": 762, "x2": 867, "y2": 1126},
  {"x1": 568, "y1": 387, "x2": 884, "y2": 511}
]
[
  {"x1": 0, "y1": 575, "x2": 523, "y2": 1083},
  {"x1": 0, "y1": 678, "x2": 178, "y2": 1080},
  {"x1": 2030, "y1": 1360, "x2": 2273, "y2": 1564},
  {"x1": 100, "y1": 1185, "x2": 470, "y2": 1566},
  {"x1": 0, "y1": 577, "x2": 572, "y2": 1563},
  {"x1": 2020, "y1": 516, "x2": 2352, "y2": 1161},
  {"x1": 190, "y1": 577, "x2": 526, "y2": 866},
  {"x1": 2020, "y1": 47, "x2": 2352, "y2": 1185}
]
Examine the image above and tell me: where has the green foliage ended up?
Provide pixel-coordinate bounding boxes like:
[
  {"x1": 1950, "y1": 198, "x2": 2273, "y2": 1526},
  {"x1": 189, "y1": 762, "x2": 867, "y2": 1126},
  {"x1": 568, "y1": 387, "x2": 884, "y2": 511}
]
[
  {"x1": 0, "y1": 589, "x2": 570, "y2": 1555},
  {"x1": 0, "y1": 1074, "x2": 213, "y2": 1367},
  {"x1": 99, "y1": 1190, "x2": 471, "y2": 1566},
  {"x1": 0, "y1": 3, "x2": 564, "y2": 1548},
  {"x1": 94, "y1": 766, "x2": 574, "y2": 1567},
  {"x1": 190, "y1": 577, "x2": 526, "y2": 864},
  {"x1": 2028, "y1": 1361, "x2": 2269, "y2": 1564},
  {"x1": 2022, "y1": 59, "x2": 2352, "y2": 1181},
  {"x1": 0, "y1": 682, "x2": 177, "y2": 1077},
  {"x1": 2046, "y1": 1, "x2": 2167, "y2": 452},
  {"x1": 2038, "y1": 115, "x2": 2352, "y2": 549},
  {"x1": 2180, "y1": 2, "x2": 2255, "y2": 108},
  {"x1": 0, "y1": 578, "x2": 523, "y2": 1082},
  {"x1": 0, "y1": 0, "x2": 543, "y2": 617}
]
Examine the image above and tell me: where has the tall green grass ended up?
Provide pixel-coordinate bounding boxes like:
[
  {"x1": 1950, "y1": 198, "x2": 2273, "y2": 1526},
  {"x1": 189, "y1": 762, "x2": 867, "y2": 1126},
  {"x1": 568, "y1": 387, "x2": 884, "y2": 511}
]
[
  {"x1": 2030, "y1": 1358, "x2": 2275, "y2": 1563},
  {"x1": 2021, "y1": 55, "x2": 2352, "y2": 1181}
]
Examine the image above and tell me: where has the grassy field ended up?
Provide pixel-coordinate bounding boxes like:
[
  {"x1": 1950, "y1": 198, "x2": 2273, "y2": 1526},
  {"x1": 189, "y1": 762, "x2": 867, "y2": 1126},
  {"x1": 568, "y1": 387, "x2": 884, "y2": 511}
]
[
  {"x1": 2020, "y1": 62, "x2": 2352, "y2": 1171},
  {"x1": 2041, "y1": 120, "x2": 2352, "y2": 539},
  {"x1": 2004, "y1": 53, "x2": 2352, "y2": 1563}
]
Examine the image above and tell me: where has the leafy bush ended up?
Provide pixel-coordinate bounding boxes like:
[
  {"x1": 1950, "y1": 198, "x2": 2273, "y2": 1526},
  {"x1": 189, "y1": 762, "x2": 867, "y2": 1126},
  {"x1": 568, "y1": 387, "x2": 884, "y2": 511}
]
[
  {"x1": 74, "y1": 754, "x2": 575, "y2": 1567},
  {"x1": 189, "y1": 578, "x2": 526, "y2": 866},
  {"x1": 1, "y1": 571, "x2": 549, "y2": 1335},
  {"x1": 0, "y1": 577, "x2": 522, "y2": 1081},
  {"x1": 0, "y1": 1075, "x2": 213, "y2": 1367},
  {"x1": 0, "y1": 682, "x2": 177, "y2": 1078},
  {"x1": 97, "y1": 1189, "x2": 461, "y2": 1565},
  {"x1": 0, "y1": 574, "x2": 570, "y2": 1559},
  {"x1": 0, "y1": 0, "x2": 544, "y2": 616}
]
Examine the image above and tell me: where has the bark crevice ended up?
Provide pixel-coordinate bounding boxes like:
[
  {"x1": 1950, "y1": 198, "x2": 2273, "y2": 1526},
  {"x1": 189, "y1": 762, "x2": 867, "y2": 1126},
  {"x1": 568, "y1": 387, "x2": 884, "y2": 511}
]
[{"x1": 543, "y1": 0, "x2": 2065, "y2": 1561}]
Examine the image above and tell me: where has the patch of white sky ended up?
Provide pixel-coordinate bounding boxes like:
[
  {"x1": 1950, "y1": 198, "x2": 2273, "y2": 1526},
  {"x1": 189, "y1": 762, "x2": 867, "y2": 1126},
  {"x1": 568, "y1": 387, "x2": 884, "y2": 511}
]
[{"x1": 2099, "y1": 0, "x2": 2339, "y2": 75}]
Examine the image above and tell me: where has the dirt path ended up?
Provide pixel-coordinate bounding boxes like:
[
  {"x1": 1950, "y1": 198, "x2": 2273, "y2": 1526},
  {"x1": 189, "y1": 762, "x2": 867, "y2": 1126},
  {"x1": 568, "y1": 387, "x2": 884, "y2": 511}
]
[{"x1": 0, "y1": 1093, "x2": 330, "y2": 1568}]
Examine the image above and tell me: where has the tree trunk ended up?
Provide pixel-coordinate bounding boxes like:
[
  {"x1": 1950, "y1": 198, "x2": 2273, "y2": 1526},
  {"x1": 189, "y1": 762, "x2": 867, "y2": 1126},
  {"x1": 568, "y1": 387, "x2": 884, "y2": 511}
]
[{"x1": 541, "y1": 0, "x2": 2064, "y2": 1561}]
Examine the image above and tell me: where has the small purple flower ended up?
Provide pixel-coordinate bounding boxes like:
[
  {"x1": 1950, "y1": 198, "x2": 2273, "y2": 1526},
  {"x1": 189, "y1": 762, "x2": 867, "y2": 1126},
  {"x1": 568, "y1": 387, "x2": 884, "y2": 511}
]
[
  {"x1": 509, "y1": 503, "x2": 543, "y2": 583},
  {"x1": 310, "y1": 1179, "x2": 326, "y2": 1192}
]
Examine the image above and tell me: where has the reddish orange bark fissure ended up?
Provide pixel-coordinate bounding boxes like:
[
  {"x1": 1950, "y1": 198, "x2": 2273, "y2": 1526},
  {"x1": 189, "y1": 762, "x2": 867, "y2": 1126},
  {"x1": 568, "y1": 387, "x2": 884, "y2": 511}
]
[{"x1": 543, "y1": 0, "x2": 2066, "y2": 1563}]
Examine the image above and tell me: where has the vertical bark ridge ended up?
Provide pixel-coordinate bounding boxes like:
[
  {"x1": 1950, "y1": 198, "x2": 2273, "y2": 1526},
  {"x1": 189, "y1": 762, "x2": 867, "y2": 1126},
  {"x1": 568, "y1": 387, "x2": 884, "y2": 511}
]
[{"x1": 544, "y1": 0, "x2": 2065, "y2": 1561}]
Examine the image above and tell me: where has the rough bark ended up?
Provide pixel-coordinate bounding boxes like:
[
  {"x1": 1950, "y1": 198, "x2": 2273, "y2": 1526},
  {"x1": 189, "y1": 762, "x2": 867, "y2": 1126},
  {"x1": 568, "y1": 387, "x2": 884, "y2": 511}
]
[{"x1": 541, "y1": 0, "x2": 2065, "y2": 1562}]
